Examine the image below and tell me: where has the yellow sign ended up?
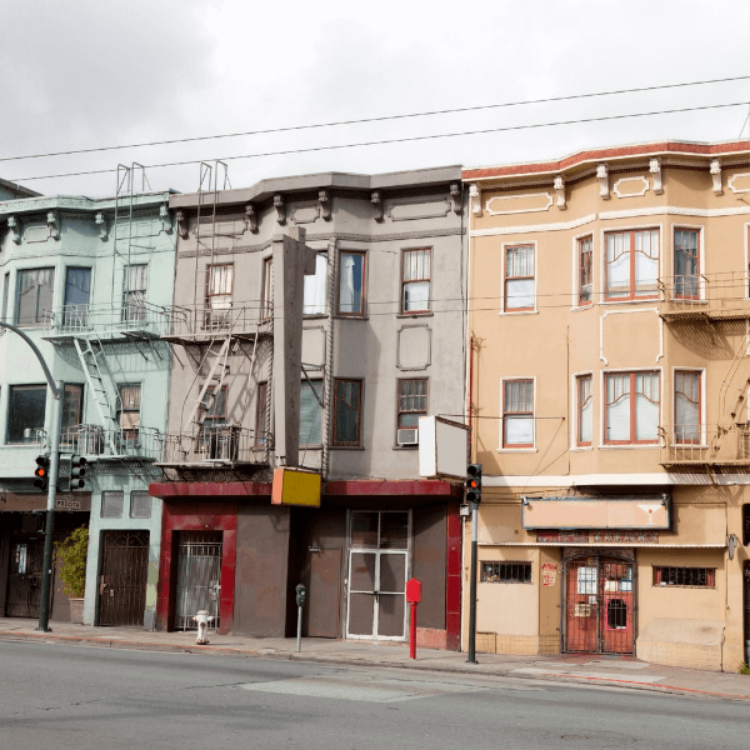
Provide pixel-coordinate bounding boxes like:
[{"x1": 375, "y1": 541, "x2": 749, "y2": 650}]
[{"x1": 272, "y1": 468, "x2": 321, "y2": 507}]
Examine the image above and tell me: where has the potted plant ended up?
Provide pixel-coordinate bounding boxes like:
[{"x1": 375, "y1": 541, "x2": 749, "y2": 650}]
[{"x1": 55, "y1": 527, "x2": 88, "y2": 624}]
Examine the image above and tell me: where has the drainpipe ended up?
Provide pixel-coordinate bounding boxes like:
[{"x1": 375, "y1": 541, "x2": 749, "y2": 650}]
[{"x1": 321, "y1": 238, "x2": 337, "y2": 480}]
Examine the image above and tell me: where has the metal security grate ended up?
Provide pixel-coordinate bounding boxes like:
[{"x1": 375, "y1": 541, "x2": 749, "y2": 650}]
[
  {"x1": 653, "y1": 566, "x2": 716, "y2": 587},
  {"x1": 175, "y1": 531, "x2": 223, "y2": 630},
  {"x1": 481, "y1": 561, "x2": 532, "y2": 583}
]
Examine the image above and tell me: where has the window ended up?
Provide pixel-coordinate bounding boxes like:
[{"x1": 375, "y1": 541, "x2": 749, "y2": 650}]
[
  {"x1": 675, "y1": 370, "x2": 701, "y2": 444},
  {"x1": 481, "y1": 561, "x2": 532, "y2": 583},
  {"x1": 62, "y1": 384, "x2": 84, "y2": 430},
  {"x1": 504, "y1": 245, "x2": 535, "y2": 312},
  {"x1": 578, "y1": 236, "x2": 593, "y2": 305},
  {"x1": 205, "y1": 264, "x2": 232, "y2": 328},
  {"x1": 303, "y1": 253, "x2": 328, "y2": 315},
  {"x1": 350, "y1": 511, "x2": 409, "y2": 549},
  {"x1": 262, "y1": 257, "x2": 272, "y2": 321},
  {"x1": 402, "y1": 248, "x2": 431, "y2": 313},
  {"x1": 300, "y1": 380, "x2": 323, "y2": 445},
  {"x1": 16, "y1": 268, "x2": 55, "y2": 326},
  {"x1": 674, "y1": 228, "x2": 699, "y2": 300},
  {"x1": 333, "y1": 379, "x2": 363, "y2": 446},
  {"x1": 124, "y1": 264, "x2": 148, "y2": 322},
  {"x1": 117, "y1": 384, "x2": 141, "y2": 441},
  {"x1": 2, "y1": 273, "x2": 9, "y2": 323},
  {"x1": 653, "y1": 566, "x2": 715, "y2": 587},
  {"x1": 398, "y1": 379, "x2": 428, "y2": 432},
  {"x1": 338, "y1": 251, "x2": 366, "y2": 315},
  {"x1": 255, "y1": 382, "x2": 268, "y2": 446},
  {"x1": 200, "y1": 386, "x2": 226, "y2": 431},
  {"x1": 576, "y1": 375, "x2": 593, "y2": 447},
  {"x1": 502, "y1": 379, "x2": 534, "y2": 448},
  {"x1": 130, "y1": 491, "x2": 152, "y2": 519},
  {"x1": 7, "y1": 385, "x2": 46, "y2": 443},
  {"x1": 101, "y1": 491, "x2": 124, "y2": 519},
  {"x1": 607, "y1": 599, "x2": 627, "y2": 630},
  {"x1": 743, "y1": 504, "x2": 750, "y2": 547},
  {"x1": 604, "y1": 371, "x2": 660, "y2": 445},
  {"x1": 605, "y1": 229, "x2": 659, "y2": 301},
  {"x1": 63, "y1": 267, "x2": 91, "y2": 328}
]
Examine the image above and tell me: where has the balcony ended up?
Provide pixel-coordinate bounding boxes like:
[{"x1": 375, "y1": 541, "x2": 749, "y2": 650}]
[
  {"x1": 659, "y1": 273, "x2": 750, "y2": 322},
  {"x1": 161, "y1": 303, "x2": 270, "y2": 344},
  {"x1": 43, "y1": 302, "x2": 169, "y2": 341},
  {"x1": 60, "y1": 425, "x2": 161, "y2": 461},
  {"x1": 156, "y1": 425, "x2": 264, "y2": 467},
  {"x1": 659, "y1": 423, "x2": 750, "y2": 467}
]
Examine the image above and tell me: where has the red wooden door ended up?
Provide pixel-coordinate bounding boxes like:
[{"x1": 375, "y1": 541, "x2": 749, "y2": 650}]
[
  {"x1": 600, "y1": 559, "x2": 634, "y2": 654},
  {"x1": 565, "y1": 557, "x2": 598, "y2": 652}
]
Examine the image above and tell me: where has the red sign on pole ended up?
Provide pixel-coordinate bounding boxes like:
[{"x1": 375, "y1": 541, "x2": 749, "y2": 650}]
[
  {"x1": 406, "y1": 578, "x2": 422, "y2": 603},
  {"x1": 406, "y1": 578, "x2": 421, "y2": 660}
]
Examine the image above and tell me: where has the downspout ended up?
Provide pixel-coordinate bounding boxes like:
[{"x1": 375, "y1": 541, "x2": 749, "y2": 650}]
[
  {"x1": 264, "y1": 260, "x2": 274, "y2": 466},
  {"x1": 321, "y1": 238, "x2": 337, "y2": 480}
]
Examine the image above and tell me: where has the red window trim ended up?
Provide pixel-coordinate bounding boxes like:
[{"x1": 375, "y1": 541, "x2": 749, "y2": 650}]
[
  {"x1": 504, "y1": 244, "x2": 535, "y2": 313},
  {"x1": 578, "y1": 235, "x2": 593, "y2": 306},
  {"x1": 576, "y1": 374, "x2": 592, "y2": 447},
  {"x1": 604, "y1": 229, "x2": 660, "y2": 302},
  {"x1": 603, "y1": 371, "x2": 660, "y2": 446},
  {"x1": 502, "y1": 378, "x2": 534, "y2": 449},
  {"x1": 673, "y1": 227, "x2": 701, "y2": 301}
]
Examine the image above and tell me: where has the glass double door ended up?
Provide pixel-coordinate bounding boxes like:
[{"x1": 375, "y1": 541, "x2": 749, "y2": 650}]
[{"x1": 347, "y1": 550, "x2": 407, "y2": 640}]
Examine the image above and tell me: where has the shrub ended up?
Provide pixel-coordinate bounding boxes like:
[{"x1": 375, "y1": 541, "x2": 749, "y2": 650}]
[{"x1": 55, "y1": 527, "x2": 89, "y2": 598}]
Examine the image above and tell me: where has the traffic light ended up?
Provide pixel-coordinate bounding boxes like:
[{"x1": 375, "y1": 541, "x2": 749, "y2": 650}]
[
  {"x1": 466, "y1": 463, "x2": 482, "y2": 504},
  {"x1": 70, "y1": 455, "x2": 87, "y2": 489},
  {"x1": 34, "y1": 456, "x2": 50, "y2": 491}
]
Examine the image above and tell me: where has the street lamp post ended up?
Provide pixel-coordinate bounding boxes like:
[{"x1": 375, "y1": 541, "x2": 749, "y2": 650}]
[{"x1": 0, "y1": 320, "x2": 64, "y2": 632}]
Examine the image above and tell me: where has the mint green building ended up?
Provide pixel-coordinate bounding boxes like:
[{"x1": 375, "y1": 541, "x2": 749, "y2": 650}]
[{"x1": 0, "y1": 186, "x2": 176, "y2": 629}]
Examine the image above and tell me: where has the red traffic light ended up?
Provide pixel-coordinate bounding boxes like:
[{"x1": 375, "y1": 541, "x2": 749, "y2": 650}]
[{"x1": 34, "y1": 456, "x2": 50, "y2": 490}]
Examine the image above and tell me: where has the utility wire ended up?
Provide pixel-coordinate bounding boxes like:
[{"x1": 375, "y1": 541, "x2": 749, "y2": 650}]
[
  {"x1": 3, "y1": 74, "x2": 749, "y2": 165},
  {"x1": 11, "y1": 100, "x2": 749, "y2": 184}
]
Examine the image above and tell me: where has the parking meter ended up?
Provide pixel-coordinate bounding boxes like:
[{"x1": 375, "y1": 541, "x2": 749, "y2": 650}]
[
  {"x1": 295, "y1": 584, "x2": 306, "y2": 652},
  {"x1": 296, "y1": 583, "x2": 306, "y2": 608}
]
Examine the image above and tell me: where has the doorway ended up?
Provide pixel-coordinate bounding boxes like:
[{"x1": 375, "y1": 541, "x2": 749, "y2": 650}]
[
  {"x1": 6, "y1": 538, "x2": 45, "y2": 618},
  {"x1": 174, "y1": 531, "x2": 222, "y2": 630},
  {"x1": 563, "y1": 551, "x2": 635, "y2": 654},
  {"x1": 98, "y1": 530, "x2": 149, "y2": 627},
  {"x1": 346, "y1": 511, "x2": 410, "y2": 641}
]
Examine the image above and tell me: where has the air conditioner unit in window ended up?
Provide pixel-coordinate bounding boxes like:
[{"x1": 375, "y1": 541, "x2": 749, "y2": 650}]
[{"x1": 397, "y1": 428, "x2": 419, "y2": 446}]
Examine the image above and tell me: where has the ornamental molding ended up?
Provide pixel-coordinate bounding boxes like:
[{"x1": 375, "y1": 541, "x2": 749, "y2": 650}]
[
  {"x1": 450, "y1": 183, "x2": 462, "y2": 214},
  {"x1": 710, "y1": 159, "x2": 723, "y2": 195},
  {"x1": 7, "y1": 215, "x2": 21, "y2": 243},
  {"x1": 371, "y1": 191, "x2": 383, "y2": 222},
  {"x1": 95, "y1": 212, "x2": 108, "y2": 241},
  {"x1": 612, "y1": 176, "x2": 649, "y2": 199},
  {"x1": 244, "y1": 204, "x2": 259, "y2": 233},
  {"x1": 469, "y1": 183, "x2": 482, "y2": 217},
  {"x1": 319, "y1": 190, "x2": 332, "y2": 221},
  {"x1": 553, "y1": 175, "x2": 566, "y2": 210},
  {"x1": 470, "y1": 213, "x2": 597, "y2": 238},
  {"x1": 599, "y1": 307, "x2": 662, "y2": 366},
  {"x1": 649, "y1": 158, "x2": 663, "y2": 195},
  {"x1": 160, "y1": 204, "x2": 173, "y2": 234},
  {"x1": 485, "y1": 192, "x2": 553, "y2": 216},
  {"x1": 274, "y1": 194, "x2": 286, "y2": 225},
  {"x1": 727, "y1": 171, "x2": 750, "y2": 194},
  {"x1": 597, "y1": 163, "x2": 610, "y2": 200},
  {"x1": 600, "y1": 205, "x2": 750, "y2": 220},
  {"x1": 176, "y1": 211, "x2": 189, "y2": 239}
]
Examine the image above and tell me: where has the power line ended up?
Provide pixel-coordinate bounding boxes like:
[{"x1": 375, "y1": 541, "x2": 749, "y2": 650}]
[
  {"x1": 3, "y1": 74, "x2": 749, "y2": 166},
  {"x1": 11, "y1": 100, "x2": 749, "y2": 184}
]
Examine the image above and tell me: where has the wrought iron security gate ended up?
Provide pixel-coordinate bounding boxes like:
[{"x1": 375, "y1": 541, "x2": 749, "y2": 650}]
[
  {"x1": 6, "y1": 537, "x2": 45, "y2": 618},
  {"x1": 563, "y1": 550, "x2": 636, "y2": 655},
  {"x1": 175, "y1": 531, "x2": 222, "y2": 630},
  {"x1": 98, "y1": 530, "x2": 149, "y2": 626}
]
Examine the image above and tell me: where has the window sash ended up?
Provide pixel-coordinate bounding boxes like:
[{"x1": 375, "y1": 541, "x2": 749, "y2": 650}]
[
  {"x1": 62, "y1": 384, "x2": 84, "y2": 430},
  {"x1": 303, "y1": 253, "x2": 328, "y2": 315},
  {"x1": 16, "y1": 268, "x2": 55, "y2": 326},
  {"x1": 503, "y1": 379, "x2": 534, "y2": 447},
  {"x1": 398, "y1": 379, "x2": 428, "y2": 429},
  {"x1": 333, "y1": 379, "x2": 362, "y2": 445},
  {"x1": 674, "y1": 229, "x2": 699, "y2": 300},
  {"x1": 262, "y1": 258, "x2": 272, "y2": 320},
  {"x1": 7, "y1": 385, "x2": 47, "y2": 444},
  {"x1": 117, "y1": 384, "x2": 142, "y2": 439},
  {"x1": 576, "y1": 375, "x2": 593, "y2": 446},
  {"x1": 505, "y1": 245, "x2": 535, "y2": 311},
  {"x1": 256, "y1": 382, "x2": 268, "y2": 446},
  {"x1": 605, "y1": 230, "x2": 659, "y2": 301},
  {"x1": 124, "y1": 264, "x2": 148, "y2": 322},
  {"x1": 338, "y1": 252, "x2": 365, "y2": 315},
  {"x1": 300, "y1": 380, "x2": 323, "y2": 445},
  {"x1": 578, "y1": 237, "x2": 593, "y2": 305},
  {"x1": 605, "y1": 371, "x2": 660, "y2": 444},
  {"x1": 675, "y1": 370, "x2": 701, "y2": 444},
  {"x1": 402, "y1": 249, "x2": 431, "y2": 313},
  {"x1": 64, "y1": 268, "x2": 91, "y2": 326}
]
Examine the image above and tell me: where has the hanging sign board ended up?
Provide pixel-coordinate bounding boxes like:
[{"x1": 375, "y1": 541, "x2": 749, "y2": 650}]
[
  {"x1": 522, "y1": 496, "x2": 670, "y2": 530},
  {"x1": 418, "y1": 416, "x2": 469, "y2": 479},
  {"x1": 271, "y1": 468, "x2": 321, "y2": 507}
]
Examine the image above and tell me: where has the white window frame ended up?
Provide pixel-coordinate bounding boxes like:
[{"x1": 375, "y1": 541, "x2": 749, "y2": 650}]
[
  {"x1": 571, "y1": 370, "x2": 594, "y2": 451},
  {"x1": 672, "y1": 366, "x2": 707, "y2": 447},
  {"x1": 498, "y1": 376, "x2": 537, "y2": 452},
  {"x1": 571, "y1": 232, "x2": 595, "y2": 310},
  {"x1": 500, "y1": 240, "x2": 537, "y2": 315},
  {"x1": 670, "y1": 223, "x2": 706, "y2": 302}
]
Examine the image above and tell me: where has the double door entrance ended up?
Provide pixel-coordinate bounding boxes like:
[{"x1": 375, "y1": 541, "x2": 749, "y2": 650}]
[{"x1": 564, "y1": 551, "x2": 635, "y2": 654}]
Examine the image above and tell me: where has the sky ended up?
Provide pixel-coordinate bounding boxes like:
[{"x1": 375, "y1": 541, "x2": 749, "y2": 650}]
[{"x1": 3, "y1": 0, "x2": 750, "y2": 198}]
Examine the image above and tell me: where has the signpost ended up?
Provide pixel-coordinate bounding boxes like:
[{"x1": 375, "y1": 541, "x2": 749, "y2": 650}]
[{"x1": 406, "y1": 578, "x2": 422, "y2": 660}]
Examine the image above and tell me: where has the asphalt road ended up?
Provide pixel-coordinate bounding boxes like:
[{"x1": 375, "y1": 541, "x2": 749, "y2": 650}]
[{"x1": 1, "y1": 641, "x2": 749, "y2": 750}]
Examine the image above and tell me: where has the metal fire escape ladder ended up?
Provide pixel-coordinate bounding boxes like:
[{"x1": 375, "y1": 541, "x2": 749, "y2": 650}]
[
  {"x1": 718, "y1": 327, "x2": 750, "y2": 426},
  {"x1": 184, "y1": 335, "x2": 232, "y2": 432},
  {"x1": 73, "y1": 337, "x2": 121, "y2": 455}
]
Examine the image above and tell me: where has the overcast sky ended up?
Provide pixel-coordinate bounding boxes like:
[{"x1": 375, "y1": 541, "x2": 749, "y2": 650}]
[{"x1": 3, "y1": 0, "x2": 750, "y2": 198}]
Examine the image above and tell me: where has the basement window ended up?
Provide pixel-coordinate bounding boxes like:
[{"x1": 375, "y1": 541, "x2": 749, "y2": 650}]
[
  {"x1": 653, "y1": 566, "x2": 715, "y2": 587},
  {"x1": 481, "y1": 561, "x2": 532, "y2": 583}
]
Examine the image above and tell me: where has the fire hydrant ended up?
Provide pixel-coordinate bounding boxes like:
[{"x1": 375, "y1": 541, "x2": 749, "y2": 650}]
[{"x1": 193, "y1": 610, "x2": 214, "y2": 645}]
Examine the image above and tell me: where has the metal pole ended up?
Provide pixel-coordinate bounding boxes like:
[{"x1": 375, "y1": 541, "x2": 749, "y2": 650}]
[
  {"x1": 410, "y1": 602, "x2": 417, "y2": 660},
  {"x1": 38, "y1": 379, "x2": 65, "y2": 633},
  {"x1": 296, "y1": 605, "x2": 303, "y2": 653},
  {"x1": 467, "y1": 502, "x2": 479, "y2": 664}
]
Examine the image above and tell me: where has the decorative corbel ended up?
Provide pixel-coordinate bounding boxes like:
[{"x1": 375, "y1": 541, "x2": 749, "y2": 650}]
[
  {"x1": 7, "y1": 215, "x2": 21, "y2": 244},
  {"x1": 710, "y1": 158, "x2": 723, "y2": 196},
  {"x1": 319, "y1": 190, "x2": 332, "y2": 221},
  {"x1": 597, "y1": 163, "x2": 610, "y2": 200},
  {"x1": 274, "y1": 194, "x2": 286, "y2": 225},
  {"x1": 244, "y1": 204, "x2": 258, "y2": 233},
  {"x1": 160, "y1": 204, "x2": 173, "y2": 233},
  {"x1": 47, "y1": 210, "x2": 60, "y2": 240},
  {"x1": 469, "y1": 183, "x2": 482, "y2": 217},
  {"x1": 649, "y1": 158, "x2": 664, "y2": 195},
  {"x1": 94, "y1": 212, "x2": 108, "y2": 241},
  {"x1": 450, "y1": 183, "x2": 462, "y2": 214},
  {"x1": 371, "y1": 191, "x2": 383, "y2": 221},
  {"x1": 553, "y1": 175, "x2": 566, "y2": 210},
  {"x1": 176, "y1": 210, "x2": 189, "y2": 239}
]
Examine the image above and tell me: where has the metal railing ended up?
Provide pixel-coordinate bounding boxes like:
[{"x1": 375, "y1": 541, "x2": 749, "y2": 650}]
[
  {"x1": 659, "y1": 423, "x2": 750, "y2": 466},
  {"x1": 44, "y1": 302, "x2": 169, "y2": 338},
  {"x1": 659, "y1": 272, "x2": 750, "y2": 321},
  {"x1": 60, "y1": 425, "x2": 161, "y2": 460},
  {"x1": 157, "y1": 425, "x2": 261, "y2": 465},
  {"x1": 162, "y1": 303, "x2": 266, "y2": 339}
]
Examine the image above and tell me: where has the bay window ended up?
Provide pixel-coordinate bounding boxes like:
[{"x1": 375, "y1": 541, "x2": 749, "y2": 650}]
[
  {"x1": 605, "y1": 229, "x2": 659, "y2": 301},
  {"x1": 604, "y1": 371, "x2": 660, "y2": 445},
  {"x1": 674, "y1": 370, "x2": 702, "y2": 444}
]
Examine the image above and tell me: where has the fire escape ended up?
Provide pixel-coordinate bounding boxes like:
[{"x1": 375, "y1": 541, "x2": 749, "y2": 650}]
[{"x1": 659, "y1": 271, "x2": 750, "y2": 474}]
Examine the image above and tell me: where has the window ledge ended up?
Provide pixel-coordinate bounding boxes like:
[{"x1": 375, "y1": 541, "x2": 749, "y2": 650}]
[
  {"x1": 330, "y1": 445, "x2": 366, "y2": 451},
  {"x1": 303, "y1": 314, "x2": 329, "y2": 320},
  {"x1": 334, "y1": 314, "x2": 369, "y2": 321},
  {"x1": 498, "y1": 310, "x2": 539, "y2": 316},
  {"x1": 392, "y1": 444, "x2": 419, "y2": 450},
  {"x1": 496, "y1": 448, "x2": 538, "y2": 454},
  {"x1": 1, "y1": 443, "x2": 41, "y2": 449},
  {"x1": 598, "y1": 299, "x2": 660, "y2": 307},
  {"x1": 571, "y1": 305, "x2": 594, "y2": 312},
  {"x1": 396, "y1": 312, "x2": 433, "y2": 319},
  {"x1": 300, "y1": 444, "x2": 323, "y2": 450},
  {"x1": 599, "y1": 444, "x2": 659, "y2": 450},
  {"x1": 570, "y1": 446, "x2": 594, "y2": 452}
]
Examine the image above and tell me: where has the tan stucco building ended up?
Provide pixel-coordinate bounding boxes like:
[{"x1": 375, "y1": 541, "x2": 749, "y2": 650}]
[{"x1": 463, "y1": 140, "x2": 750, "y2": 671}]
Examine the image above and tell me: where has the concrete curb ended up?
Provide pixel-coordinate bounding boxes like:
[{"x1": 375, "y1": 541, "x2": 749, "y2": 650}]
[{"x1": 2, "y1": 630, "x2": 749, "y2": 703}]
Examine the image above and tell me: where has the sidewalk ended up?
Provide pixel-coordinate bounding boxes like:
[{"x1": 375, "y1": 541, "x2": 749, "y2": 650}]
[{"x1": 2, "y1": 617, "x2": 749, "y2": 702}]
